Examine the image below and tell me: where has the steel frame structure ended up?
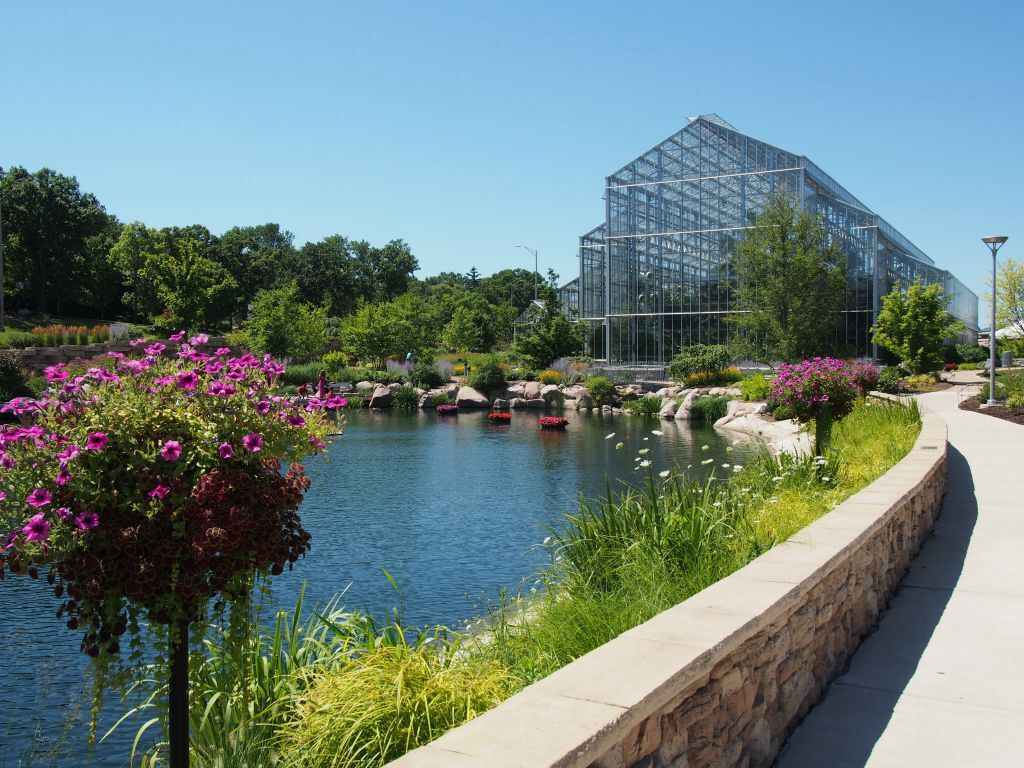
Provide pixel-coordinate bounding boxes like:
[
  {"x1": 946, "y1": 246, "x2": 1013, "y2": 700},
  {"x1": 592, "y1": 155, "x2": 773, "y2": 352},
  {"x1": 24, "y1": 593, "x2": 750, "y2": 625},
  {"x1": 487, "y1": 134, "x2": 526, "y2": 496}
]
[{"x1": 574, "y1": 114, "x2": 978, "y2": 364}]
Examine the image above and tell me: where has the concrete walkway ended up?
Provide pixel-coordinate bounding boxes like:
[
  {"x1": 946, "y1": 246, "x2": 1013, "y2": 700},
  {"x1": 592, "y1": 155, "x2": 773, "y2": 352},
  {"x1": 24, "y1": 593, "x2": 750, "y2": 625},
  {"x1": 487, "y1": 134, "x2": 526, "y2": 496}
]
[{"x1": 775, "y1": 387, "x2": 1024, "y2": 767}]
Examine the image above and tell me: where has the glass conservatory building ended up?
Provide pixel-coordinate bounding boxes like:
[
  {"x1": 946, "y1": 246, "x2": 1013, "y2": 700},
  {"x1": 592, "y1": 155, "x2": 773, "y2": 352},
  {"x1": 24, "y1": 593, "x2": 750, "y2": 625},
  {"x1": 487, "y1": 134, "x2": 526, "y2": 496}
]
[{"x1": 574, "y1": 114, "x2": 978, "y2": 364}]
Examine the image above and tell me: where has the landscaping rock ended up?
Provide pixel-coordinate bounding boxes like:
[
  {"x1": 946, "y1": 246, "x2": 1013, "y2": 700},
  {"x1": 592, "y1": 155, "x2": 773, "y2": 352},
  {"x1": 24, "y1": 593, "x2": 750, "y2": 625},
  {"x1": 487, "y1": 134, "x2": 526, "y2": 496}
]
[
  {"x1": 575, "y1": 392, "x2": 595, "y2": 409},
  {"x1": 659, "y1": 399, "x2": 679, "y2": 418},
  {"x1": 505, "y1": 383, "x2": 526, "y2": 398},
  {"x1": 562, "y1": 384, "x2": 587, "y2": 400},
  {"x1": 418, "y1": 394, "x2": 434, "y2": 409},
  {"x1": 510, "y1": 397, "x2": 527, "y2": 410},
  {"x1": 725, "y1": 387, "x2": 742, "y2": 397},
  {"x1": 492, "y1": 398, "x2": 509, "y2": 409},
  {"x1": 456, "y1": 386, "x2": 490, "y2": 409},
  {"x1": 713, "y1": 399, "x2": 768, "y2": 428},
  {"x1": 523, "y1": 381, "x2": 542, "y2": 399},
  {"x1": 369, "y1": 386, "x2": 393, "y2": 408},
  {"x1": 674, "y1": 390, "x2": 698, "y2": 420},
  {"x1": 356, "y1": 380, "x2": 374, "y2": 391},
  {"x1": 525, "y1": 398, "x2": 547, "y2": 410}
]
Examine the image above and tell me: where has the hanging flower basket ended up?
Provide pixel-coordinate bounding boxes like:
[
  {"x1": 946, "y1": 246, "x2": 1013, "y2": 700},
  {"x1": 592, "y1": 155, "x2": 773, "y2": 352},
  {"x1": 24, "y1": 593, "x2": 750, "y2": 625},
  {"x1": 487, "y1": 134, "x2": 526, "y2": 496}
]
[
  {"x1": 488, "y1": 412, "x2": 511, "y2": 422},
  {"x1": 539, "y1": 416, "x2": 569, "y2": 430},
  {"x1": 436, "y1": 404, "x2": 459, "y2": 415}
]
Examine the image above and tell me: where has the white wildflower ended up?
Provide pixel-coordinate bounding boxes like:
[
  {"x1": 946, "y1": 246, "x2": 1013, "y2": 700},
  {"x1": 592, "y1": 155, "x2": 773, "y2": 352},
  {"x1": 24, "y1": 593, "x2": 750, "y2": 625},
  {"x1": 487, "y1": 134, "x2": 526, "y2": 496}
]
[
  {"x1": 651, "y1": 429, "x2": 663, "y2": 436},
  {"x1": 701, "y1": 444, "x2": 710, "y2": 451},
  {"x1": 659, "y1": 469, "x2": 671, "y2": 478},
  {"x1": 605, "y1": 432, "x2": 616, "y2": 440},
  {"x1": 733, "y1": 465, "x2": 743, "y2": 473},
  {"x1": 639, "y1": 459, "x2": 651, "y2": 468},
  {"x1": 701, "y1": 458, "x2": 714, "y2": 465},
  {"x1": 721, "y1": 463, "x2": 731, "y2": 468},
  {"x1": 638, "y1": 448, "x2": 650, "y2": 455}
]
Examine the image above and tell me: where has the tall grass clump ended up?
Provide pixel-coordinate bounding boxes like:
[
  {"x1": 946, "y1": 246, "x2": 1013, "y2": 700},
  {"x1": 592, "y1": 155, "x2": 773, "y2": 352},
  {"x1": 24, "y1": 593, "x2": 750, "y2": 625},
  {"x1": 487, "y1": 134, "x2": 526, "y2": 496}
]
[
  {"x1": 622, "y1": 396, "x2": 663, "y2": 416},
  {"x1": 281, "y1": 362, "x2": 323, "y2": 386},
  {"x1": 689, "y1": 395, "x2": 731, "y2": 422},
  {"x1": 392, "y1": 386, "x2": 420, "y2": 409}
]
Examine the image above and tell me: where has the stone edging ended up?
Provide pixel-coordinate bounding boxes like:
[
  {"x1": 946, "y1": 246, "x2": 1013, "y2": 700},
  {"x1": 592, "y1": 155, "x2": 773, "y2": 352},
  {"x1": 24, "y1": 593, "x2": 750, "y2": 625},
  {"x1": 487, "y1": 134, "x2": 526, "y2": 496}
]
[{"x1": 387, "y1": 403, "x2": 947, "y2": 768}]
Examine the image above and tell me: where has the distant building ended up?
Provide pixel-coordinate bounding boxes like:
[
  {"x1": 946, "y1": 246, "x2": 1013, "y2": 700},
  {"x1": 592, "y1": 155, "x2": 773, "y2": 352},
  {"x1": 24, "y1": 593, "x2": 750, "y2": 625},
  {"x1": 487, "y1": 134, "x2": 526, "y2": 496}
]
[{"x1": 569, "y1": 114, "x2": 978, "y2": 364}]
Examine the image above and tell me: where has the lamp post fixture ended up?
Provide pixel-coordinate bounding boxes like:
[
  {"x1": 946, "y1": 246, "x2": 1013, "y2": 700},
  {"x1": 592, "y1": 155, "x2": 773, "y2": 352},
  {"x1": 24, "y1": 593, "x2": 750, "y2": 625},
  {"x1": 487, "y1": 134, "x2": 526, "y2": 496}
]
[
  {"x1": 982, "y1": 235, "x2": 1008, "y2": 406},
  {"x1": 516, "y1": 244, "x2": 539, "y2": 302}
]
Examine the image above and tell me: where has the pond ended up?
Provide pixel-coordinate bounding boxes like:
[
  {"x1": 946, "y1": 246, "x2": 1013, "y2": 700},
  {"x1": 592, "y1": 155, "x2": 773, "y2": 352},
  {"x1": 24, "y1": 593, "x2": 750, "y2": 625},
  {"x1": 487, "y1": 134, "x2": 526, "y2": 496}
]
[{"x1": 0, "y1": 408, "x2": 747, "y2": 766}]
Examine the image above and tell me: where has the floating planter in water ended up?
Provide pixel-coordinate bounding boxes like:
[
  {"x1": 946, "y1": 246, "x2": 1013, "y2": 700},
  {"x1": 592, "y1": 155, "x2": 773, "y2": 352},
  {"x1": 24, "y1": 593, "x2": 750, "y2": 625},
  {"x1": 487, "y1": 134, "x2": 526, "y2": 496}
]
[
  {"x1": 488, "y1": 412, "x2": 511, "y2": 422},
  {"x1": 539, "y1": 416, "x2": 569, "y2": 430},
  {"x1": 436, "y1": 404, "x2": 459, "y2": 415}
]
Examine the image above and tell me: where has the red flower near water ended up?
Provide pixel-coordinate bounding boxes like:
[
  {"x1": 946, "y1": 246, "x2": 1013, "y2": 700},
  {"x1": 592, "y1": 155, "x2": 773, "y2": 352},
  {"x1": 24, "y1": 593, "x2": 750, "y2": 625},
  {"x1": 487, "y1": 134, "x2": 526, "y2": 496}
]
[
  {"x1": 539, "y1": 416, "x2": 569, "y2": 429},
  {"x1": 488, "y1": 412, "x2": 511, "y2": 422}
]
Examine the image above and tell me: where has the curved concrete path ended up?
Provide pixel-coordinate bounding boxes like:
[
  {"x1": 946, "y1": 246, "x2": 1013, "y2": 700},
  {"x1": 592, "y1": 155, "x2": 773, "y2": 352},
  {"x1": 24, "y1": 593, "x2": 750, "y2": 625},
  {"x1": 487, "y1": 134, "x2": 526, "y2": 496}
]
[{"x1": 775, "y1": 387, "x2": 1024, "y2": 767}]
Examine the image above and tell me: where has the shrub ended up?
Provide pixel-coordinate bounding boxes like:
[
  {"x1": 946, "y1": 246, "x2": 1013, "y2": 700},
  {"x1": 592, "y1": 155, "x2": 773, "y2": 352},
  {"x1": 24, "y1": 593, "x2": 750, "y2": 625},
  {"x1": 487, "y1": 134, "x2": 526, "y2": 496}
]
[
  {"x1": 322, "y1": 351, "x2": 349, "y2": 378},
  {"x1": 685, "y1": 366, "x2": 742, "y2": 386},
  {"x1": 958, "y1": 362, "x2": 980, "y2": 371},
  {"x1": 431, "y1": 393, "x2": 455, "y2": 407},
  {"x1": 877, "y1": 366, "x2": 903, "y2": 393},
  {"x1": 281, "y1": 361, "x2": 322, "y2": 386},
  {"x1": 1007, "y1": 391, "x2": 1024, "y2": 410},
  {"x1": 956, "y1": 343, "x2": 988, "y2": 364},
  {"x1": 392, "y1": 386, "x2": 420, "y2": 409},
  {"x1": 903, "y1": 374, "x2": 937, "y2": 391},
  {"x1": 549, "y1": 357, "x2": 581, "y2": 386},
  {"x1": 538, "y1": 369, "x2": 563, "y2": 386},
  {"x1": 667, "y1": 344, "x2": 731, "y2": 381},
  {"x1": 585, "y1": 376, "x2": 615, "y2": 405},
  {"x1": 943, "y1": 362, "x2": 958, "y2": 372},
  {"x1": 0, "y1": 351, "x2": 31, "y2": 401},
  {"x1": 739, "y1": 373, "x2": 771, "y2": 402},
  {"x1": 468, "y1": 355, "x2": 507, "y2": 393},
  {"x1": 435, "y1": 360, "x2": 455, "y2": 382},
  {"x1": 410, "y1": 360, "x2": 445, "y2": 389},
  {"x1": 689, "y1": 395, "x2": 731, "y2": 422},
  {"x1": 622, "y1": 396, "x2": 663, "y2": 416},
  {"x1": 851, "y1": 363, "x2": 880, "y2": 394}
]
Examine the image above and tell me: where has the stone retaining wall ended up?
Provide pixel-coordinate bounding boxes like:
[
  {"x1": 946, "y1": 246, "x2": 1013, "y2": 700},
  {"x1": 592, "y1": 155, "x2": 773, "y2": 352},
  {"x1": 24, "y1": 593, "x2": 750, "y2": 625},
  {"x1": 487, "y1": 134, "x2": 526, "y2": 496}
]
[
  {"x1": 388, "y1": 405, "x2": 947, "y2": 768},
  {"x1": 10, "y1": 337, "x2": 230, "y2": 373}
]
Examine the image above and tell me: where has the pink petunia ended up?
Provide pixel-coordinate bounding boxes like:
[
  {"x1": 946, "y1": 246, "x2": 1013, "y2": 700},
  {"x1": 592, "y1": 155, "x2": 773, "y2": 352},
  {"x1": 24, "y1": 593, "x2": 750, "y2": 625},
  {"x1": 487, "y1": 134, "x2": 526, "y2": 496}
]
[
  {"x1": 168, "y1": 330, "x2": 186, "y2": 343},
  {"x1": 176, "y1": 371, "x2": 199, "y2": 390},
  {"x1": 160, "y1": 440, "x2": 182, "y2": 461},
  {"x1": 86, "y1": 432, "x2": 108, "y2": 451},
  {"x1": 144, "y1": 343, "x2": 166, "y2": 356},
  {"x1": 218, "y1": 442, "x2": 234, "y2": 459},
  {"x1": 285, "y1": 414, "x2": 306, "y2": 428},
  {"x1": 22, "y1": 513, "x2": 51, "y2": 543},
  {"x1": 26, "y1": 488, "x2": 52, "y2": 507},
  {"x1": 189, "y1": 333, "x2": 210, "y2": 345},
  {"x1": 242, "y1": 433, "x2": 263, "y2": 452},
  {"x1": 55, "y1": 506, "x2": 74, "y2": 520},
  {"x1": 74, "y1": 511, "x2": 100, "y2": 531},
  {"x1": 254, "y1": 400, "x2": 272, "y2": 414},
  {"x1": 54, "y1": 468, "x2": 71, "y2": 486},
  {"x1": 216, "y1": 347, "x2": 231, "y2": 356},
  {"x1": 149, "y1": 484, "x2": 170, "y2": 499}
]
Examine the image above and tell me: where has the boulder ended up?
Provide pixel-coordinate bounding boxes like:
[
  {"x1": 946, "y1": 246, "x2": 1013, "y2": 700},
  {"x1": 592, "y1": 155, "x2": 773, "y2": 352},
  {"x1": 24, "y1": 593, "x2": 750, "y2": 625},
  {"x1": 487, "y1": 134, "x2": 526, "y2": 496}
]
[
  {"x1": 659, "y1": 399, "x2": 679, "y2": 418},
  {"x1": 540, "y1": 384, "x2": 561, "y2": 399},
  {"x1": 574, "y1": 392, "x2": 595, "y2": 410},
  {"x1": 505, "y1": 383, "x2": 526, "y2": 398},
  {"x1": 713, "y1": 400, "x2": 768, "y2": 429},
  {"x1": 541, "y1": 384, "x2": 564, "y2": 408},
  {"x1": 510, "y1": 397, "x2": 528, "y2": 410},
  {"x1": 709, "y1": 387, "x2": 725, "y2": 396},
  {"x1": 562, "y1": 384, "x2": 587, "y2": 400},
  {"x1": 525, "y1": 398, "x2": 547, "y2": 410},
  {"x1": 725, "y1": 387, "x2": 743, "y2": 397},
  {"x1": 523, "y1": 381, "x2": 542, "y2": 399},
  {"x1": 674, "y1": 391, "x2": 698, "y2": 420},
  {"x1": 492, "y1": 398, "x2": 509, "y2": 409},
  {"x1": 655, "y1": 386, "x2": 681, "y2": 398},
  {"x1": 356, "y1": 380, "x2": 374, "y2": 391},
  {"x1": 456, "y1": 386, "x2": 490, "y2": 409},
  {"x1": 369, "y1": 386, "x2": 393, "y2": 408},
  {"x1": 334, "y1": 381, "x2": 354, "y2": 393},
  {"x1": 418, "y1": 393, "x2": 434, "y2": 409}
]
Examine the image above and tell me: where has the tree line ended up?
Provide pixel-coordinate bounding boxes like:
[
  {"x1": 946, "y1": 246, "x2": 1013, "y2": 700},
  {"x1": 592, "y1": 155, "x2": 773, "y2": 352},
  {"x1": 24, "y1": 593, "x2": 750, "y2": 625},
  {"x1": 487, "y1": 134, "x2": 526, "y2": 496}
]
[{"x1": 0, "y1": 166, "x2": 571, "y2": 359}]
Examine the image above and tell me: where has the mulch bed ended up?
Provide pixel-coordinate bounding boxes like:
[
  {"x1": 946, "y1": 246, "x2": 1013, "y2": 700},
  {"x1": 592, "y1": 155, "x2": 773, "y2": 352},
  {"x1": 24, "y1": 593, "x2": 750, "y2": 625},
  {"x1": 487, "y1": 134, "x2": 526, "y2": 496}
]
[{"x1": 958, "y1": 397, "x2": 1024, "y2": 426}]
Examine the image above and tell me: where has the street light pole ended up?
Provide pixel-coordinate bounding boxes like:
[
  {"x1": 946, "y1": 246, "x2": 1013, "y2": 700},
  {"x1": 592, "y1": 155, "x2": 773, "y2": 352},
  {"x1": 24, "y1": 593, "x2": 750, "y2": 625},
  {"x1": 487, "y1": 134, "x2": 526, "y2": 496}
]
[
  {"x1": 516, "y1": 245, "x2": 539, "y2": 302},
  {"x1": 0, "y1": 181, "x2": 5, "y2": 332},
  {"x1": 982, "y1": 235, "x2": 1008, "y2": 406}
]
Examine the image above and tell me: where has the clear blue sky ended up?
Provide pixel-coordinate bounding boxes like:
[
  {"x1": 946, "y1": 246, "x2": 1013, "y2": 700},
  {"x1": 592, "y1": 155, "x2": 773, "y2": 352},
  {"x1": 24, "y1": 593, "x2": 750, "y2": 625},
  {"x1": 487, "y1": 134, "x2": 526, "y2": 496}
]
[{"x1": 3, "y1": 0, "x2": 1021, "y2": 317}]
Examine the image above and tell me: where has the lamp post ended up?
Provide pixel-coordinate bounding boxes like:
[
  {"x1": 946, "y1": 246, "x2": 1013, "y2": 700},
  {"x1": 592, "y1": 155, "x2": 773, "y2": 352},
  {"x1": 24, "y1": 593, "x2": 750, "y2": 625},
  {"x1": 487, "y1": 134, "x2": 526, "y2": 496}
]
[
  {"x1": 982, "y1": 235, "x2": 1008, "y2": 406},
  {"x1": 516, "y1": 245, "x2": 539, "y2": 302}
]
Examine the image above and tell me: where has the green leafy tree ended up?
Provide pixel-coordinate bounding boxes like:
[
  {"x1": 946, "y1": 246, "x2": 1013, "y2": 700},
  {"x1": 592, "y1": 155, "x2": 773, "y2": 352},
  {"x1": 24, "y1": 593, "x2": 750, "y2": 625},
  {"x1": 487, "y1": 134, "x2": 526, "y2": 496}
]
[
  {"x1": 108, "y1": 222, "x2": 165, "y2": 320},
  {"x1": 514, "y1": 305, "x2": 586, "y2": 369},
  {"x1": 732, "y1": 193, "x2": 847, "y2": 361},
  {"x1": 466, "y1": 266, "x2": 480, "y2": 289},
  {"x1": 0, "y1": 166, "x2": 113, "y2": 313},
  {"x1": 350, "y1": 238, "x2": 419, "y2": 303},
  {"x1": 872, "y1": 279, "x2": 964, "y2": 374},
  {"x1": 341, "y1": 297, "x2": 432, "y2": 368},
  {"x1": 985, "y1": 258, "x2": 1024, "y2": 343},
  {"x1": 144, "y1": 239, "x2": 237, "y2": 330},
  {"x1": 215, "y1": 224, "x2": 297, "y2": 316},
  {"x1": 442, "y1": 305, "x2": 484, "y2": 351},
  {"x1": 244, "y1": 282, "x2": 327, "y2": 359}
]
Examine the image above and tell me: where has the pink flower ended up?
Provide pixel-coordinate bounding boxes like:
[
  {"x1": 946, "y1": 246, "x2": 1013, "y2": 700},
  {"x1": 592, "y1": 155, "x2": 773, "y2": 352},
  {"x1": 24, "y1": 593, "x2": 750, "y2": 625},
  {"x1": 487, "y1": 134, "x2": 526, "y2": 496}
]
[
  {"x1": 160, "y1": 440, "x2": 182, "y2": 461},
  {"x1": 86, "y1": 432, "x2": 108, "y2": 451},
  {"x1": 129, "y1": 337, "x2": 149, "y2": 348},
  {"x1": 149, "y1": 484, "x2": 170, "y2": 499},
  {"x1": 0, "y1": 454, "x2": 14, "y2": 470},
  {"x1": 144, "y1": 343, "x2": 166, "y2": 356},
  {"x1": 218, "y1": 442, "x2": 234, "y2": 459},
  {"x1": 310, "y1": 436, "x2": 325, "y2": 450},
  {"x1": 0, "y1": 491, "x2": 6, "y2": 502},
  {"x1": 242, "y1": 433, "x2": 263, "y2": 452},
  {"x1": 74, "y1": 511, "x2": 100, "y2": 531},
  {"x1": 168, "y1": 330, "x2": 186, "y2": 343},
  {"x1": 22, "y1": 513, "x2": 51, "y2": 543},
  {"x1": 54, "y1": 468, "x2": 71, "y2": 486},
  {"x1": 55, "y1": 506, "x2": 73, "y2": 520},
  {"x1": 26, "y1": 488, "x2": 52, "y2": 507},
  {"x1": 44, "y1": 363, "x2": 69, "y2": 383},
  {"x1": 176, "y1": 371, "x2": 199, "y2": 390},
  {"x1": 216, "y1": 347, "x2": 231, "y2": 356},
  {"x1": 189, "y1": 333, "x2": 210, "y2": 345},
  {"x1": 285, "y1": 414, "x2": 306, "y2": 428},
  {"x1": 254, "y1": 400, "x2": 272, "y2": 414},
  {"x1": 326, "y1": 396, "x2": 348, "y2": 409}
]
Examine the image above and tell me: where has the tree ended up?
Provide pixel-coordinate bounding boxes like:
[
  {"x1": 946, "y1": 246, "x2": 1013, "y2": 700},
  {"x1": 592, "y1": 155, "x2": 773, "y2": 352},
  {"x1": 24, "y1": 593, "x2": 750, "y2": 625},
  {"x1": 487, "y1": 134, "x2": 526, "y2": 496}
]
[
  {"x1": 731, "y1": 193, "x2": 847, "y2": 361},
  {"x1": 215, "y1": 224, "x2": 297, "y2": 316},
  {"x1": 986, "y1": 258, "x2": 1024, "y2": 344},
  {"x1": 340, "y1": 297, "x2": 432, "y2": 368},
  {"x1": 872, "y1": 278, "x2": 963, "y2": 374},
  {"x1": 144, "y1": 239, "x2": 237, "y2": 330},
  {"x1": 466, "y1": 266, "x2": 480, "y2": 289},
  {"x1": 244, "y1": 282, "x2": 327, "y2": 359},
  {"x1": 442, "y1": 306, "x2": 483, "y2": 351},
  {"x1": 294, "y1": 235, "x2": 361, "y2": 315},
  {"x1": 478, "y1": 268, "x2": 537, "y2": 312},
  {"x1": 109, "y1": 222, "x2": 165, "y2": 320},
  {"x1": 514, "y1": 304, "x2": 586, "y2": 369},
  {"x1": 0, "y1": 166, "x2": 113, "y2": 313}
]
